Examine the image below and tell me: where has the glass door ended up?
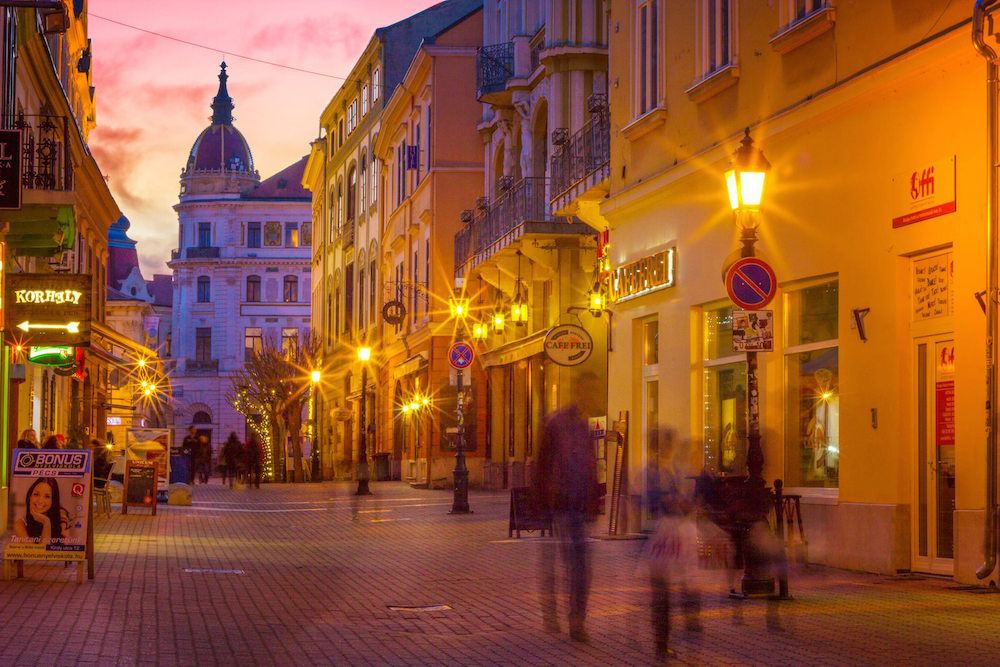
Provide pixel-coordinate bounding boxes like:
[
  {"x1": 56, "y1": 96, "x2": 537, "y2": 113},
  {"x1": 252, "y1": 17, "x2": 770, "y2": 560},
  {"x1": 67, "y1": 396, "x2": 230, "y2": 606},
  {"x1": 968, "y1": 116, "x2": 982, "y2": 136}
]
[{"x1": 913, "y1": 336, "x2": 956, "y2": 575}]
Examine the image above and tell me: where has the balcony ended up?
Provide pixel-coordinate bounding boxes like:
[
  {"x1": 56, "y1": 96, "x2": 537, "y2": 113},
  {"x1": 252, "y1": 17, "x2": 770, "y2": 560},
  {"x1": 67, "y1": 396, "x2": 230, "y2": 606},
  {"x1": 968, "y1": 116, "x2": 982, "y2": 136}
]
[
  {"x1": 476, "y1": 42, "x2": 514, "y2": 103},
  {"x1": 4, "y1": 113, "x2": 76, "y2": 258},
  {"x1": 341, "y1": 222, "x2": 356, "y2": 249},
  {"x1": 454, "y1": 177, "x2": 594, "y2": 278},
  {"x1": 550, "y1": 102, "x2": 610, "y2": 215},
  {"x1": 185, "y1": 246, "x2": 221, "y2": 259},
  {"x1": 185, "y1": 358, "x2": 219, "y2": 374}
]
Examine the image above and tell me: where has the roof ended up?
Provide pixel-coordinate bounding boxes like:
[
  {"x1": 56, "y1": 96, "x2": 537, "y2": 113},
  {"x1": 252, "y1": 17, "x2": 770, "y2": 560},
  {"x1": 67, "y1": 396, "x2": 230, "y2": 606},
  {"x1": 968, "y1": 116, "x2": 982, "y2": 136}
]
[
  {"x1": 185, "y1": 63, "x2": 256, "y2": 174},
  {"x1": 146, "y1": 274, "x2": 173, "y2": 308},
  {"x1": 243, "y1": 156, "x2": 310, "y2": 201}
]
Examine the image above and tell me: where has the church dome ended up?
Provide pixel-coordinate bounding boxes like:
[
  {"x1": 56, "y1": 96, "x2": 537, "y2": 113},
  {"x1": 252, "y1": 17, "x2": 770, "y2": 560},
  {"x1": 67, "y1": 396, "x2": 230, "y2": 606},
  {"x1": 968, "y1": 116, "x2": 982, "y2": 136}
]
[{"x1": 183, "y1": 62, "x2": 255, "y2": 175}]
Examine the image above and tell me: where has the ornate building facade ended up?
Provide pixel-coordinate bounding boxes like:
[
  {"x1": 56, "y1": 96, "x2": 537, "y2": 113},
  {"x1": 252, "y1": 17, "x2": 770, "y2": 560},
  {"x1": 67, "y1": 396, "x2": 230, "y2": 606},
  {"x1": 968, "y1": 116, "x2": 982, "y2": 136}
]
[{"x1": 168, "y1": 64, "x2": 311, "y2": 469}]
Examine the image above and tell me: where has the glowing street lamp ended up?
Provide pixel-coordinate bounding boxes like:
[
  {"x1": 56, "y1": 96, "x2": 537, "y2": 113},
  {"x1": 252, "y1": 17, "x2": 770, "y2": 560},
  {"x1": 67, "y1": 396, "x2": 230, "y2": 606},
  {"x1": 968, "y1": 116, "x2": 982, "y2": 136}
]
[
  {"x1": 472, "y1": 322, "x2": 488, "y2": 340},
  {"x1": 449, "y1": 297, "x2": 469, "y2": 319},
  {"x1": 310, "y1": 368, "x2": 322, "y2": 482},
  {"x1": 356, "y1": 346, "x2": 373, "y2": 495},
  {"x1": 310, "y1": 369, "x2": 322, "y2": 384}
]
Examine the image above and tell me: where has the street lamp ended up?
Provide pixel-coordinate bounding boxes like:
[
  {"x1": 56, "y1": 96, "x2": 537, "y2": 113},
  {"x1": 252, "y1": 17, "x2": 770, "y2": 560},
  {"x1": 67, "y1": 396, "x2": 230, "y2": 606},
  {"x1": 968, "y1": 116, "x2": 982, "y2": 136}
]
[
  {"x1": 725, "y1": 128, "x2": 774, "y2": 597},
  {"x1": 510, "y1": 251, "x2": 528, "y2": 325},
  {"x1": 449, "y1": 299, "x2": 472, "y2": 515},
  {"x1": 356, "y1": 346, "x2": 373, "y2": 495},
  {"x1": 310, "y1": 369, "x2": 322, "y2": 482}
]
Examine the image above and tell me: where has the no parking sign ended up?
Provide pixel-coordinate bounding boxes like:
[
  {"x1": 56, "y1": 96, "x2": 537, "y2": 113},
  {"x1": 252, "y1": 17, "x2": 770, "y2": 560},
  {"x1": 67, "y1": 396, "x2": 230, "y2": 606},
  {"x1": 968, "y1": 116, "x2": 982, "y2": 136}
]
[{"x1": 725, "y1": 257, "x2": 777, "y2": 310}]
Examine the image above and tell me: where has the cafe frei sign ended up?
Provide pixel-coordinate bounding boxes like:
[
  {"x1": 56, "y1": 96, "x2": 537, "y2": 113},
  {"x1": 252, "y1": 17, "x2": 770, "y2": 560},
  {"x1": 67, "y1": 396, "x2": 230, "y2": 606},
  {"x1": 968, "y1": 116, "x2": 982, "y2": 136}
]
[
  {"x1": 544, "y1": 324, "x2": 594, "y2": 367},
  {"x1": 4, "y1": 273, "x2": 92, "y2": 346},
  {"x1": 608, "y1": 246, "x2": 676, "y2": 303}
]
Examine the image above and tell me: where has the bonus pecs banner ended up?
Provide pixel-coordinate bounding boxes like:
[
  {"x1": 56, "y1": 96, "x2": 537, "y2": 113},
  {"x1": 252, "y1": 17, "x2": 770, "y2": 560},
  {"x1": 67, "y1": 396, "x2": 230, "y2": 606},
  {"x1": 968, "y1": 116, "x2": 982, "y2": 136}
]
[{"x1": 6, "y1": 449, "x2": 92, "y2": 562}]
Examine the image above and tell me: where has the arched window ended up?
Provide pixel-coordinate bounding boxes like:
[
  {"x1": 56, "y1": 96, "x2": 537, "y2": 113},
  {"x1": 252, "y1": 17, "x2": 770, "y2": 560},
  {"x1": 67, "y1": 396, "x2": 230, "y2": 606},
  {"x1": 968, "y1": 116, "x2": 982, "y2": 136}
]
[
  {"x1": 196, "y1": 276, "x2": 210, "y2": 303},
  {"x1": 283, "y1": 275, "x2": 299, "y2": 303},
  {"x1": 246, "y1": 275, "x2": 261, "y2": 302},
  {"x1": 192, "y1": 410, "x2": 212, "y2": 424},
  {"x1": 346, "y1": 165, "x2": 357, "y2": 222}
]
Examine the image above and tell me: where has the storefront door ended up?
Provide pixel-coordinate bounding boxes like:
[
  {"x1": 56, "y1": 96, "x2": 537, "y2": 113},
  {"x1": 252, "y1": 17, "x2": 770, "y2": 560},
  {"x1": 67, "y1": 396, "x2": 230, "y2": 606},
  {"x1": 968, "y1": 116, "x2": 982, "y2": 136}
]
[{"x1": 913, "y1": 335, "x2": 955, "y2": 575}]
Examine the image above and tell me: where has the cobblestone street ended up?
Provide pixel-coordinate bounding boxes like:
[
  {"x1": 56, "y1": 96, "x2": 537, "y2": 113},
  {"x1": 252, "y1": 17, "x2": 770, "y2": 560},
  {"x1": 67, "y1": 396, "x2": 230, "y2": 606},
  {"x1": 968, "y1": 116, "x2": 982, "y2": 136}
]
[{"x1": 2, "y1": 481, "x2": 999, "y2": 666}]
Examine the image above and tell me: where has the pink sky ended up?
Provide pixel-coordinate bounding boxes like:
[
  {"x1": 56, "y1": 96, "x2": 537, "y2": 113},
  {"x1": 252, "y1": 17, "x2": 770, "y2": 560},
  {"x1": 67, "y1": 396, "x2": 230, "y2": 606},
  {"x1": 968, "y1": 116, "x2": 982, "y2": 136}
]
[{"x1": 88, "y1": 0, "x2": 440, "y2": 276}]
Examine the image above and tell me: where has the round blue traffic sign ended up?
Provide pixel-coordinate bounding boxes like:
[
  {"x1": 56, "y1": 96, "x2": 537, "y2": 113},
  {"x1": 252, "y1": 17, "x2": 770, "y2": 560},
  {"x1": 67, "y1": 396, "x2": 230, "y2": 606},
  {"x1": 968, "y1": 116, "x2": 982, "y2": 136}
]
[
  {"x1": 726, "y1": 257, "x2": 777, "y2": 310},
  {"x1": 449, "y1": 341, "x2": 475, "y2": 370}
]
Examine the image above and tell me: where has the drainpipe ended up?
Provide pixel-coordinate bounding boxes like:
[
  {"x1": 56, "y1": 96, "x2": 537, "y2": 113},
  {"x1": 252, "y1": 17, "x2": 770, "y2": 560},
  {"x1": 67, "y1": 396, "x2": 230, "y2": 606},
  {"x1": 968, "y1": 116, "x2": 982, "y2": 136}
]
[{"x1": 973, "y1": 0, "x2": 1000, "y2": 581}]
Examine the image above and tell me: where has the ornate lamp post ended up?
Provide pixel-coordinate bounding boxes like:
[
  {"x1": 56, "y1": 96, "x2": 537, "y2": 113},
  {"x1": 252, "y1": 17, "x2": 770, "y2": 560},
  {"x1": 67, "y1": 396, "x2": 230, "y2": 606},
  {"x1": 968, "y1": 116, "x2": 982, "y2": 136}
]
[
  {"x1": 725, "y1": 128, "x2": 774, "y2": 596},
  {"x1": 448, "y1": 296, "x2": 472, "y2": 514},
  {"x1": 355, "y1": 346, "x2": 373, "y2": 496},
  {"x1": 310, "y1": 369, "x2": 321, "y2": 482}
]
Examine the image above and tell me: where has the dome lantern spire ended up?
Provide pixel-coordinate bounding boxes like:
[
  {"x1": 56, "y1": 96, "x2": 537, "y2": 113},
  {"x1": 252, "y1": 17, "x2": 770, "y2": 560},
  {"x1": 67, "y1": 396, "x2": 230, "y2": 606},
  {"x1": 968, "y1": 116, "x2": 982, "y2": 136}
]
[{"x1": 211, "y1": 61, "x2": 234, "y2": 125}]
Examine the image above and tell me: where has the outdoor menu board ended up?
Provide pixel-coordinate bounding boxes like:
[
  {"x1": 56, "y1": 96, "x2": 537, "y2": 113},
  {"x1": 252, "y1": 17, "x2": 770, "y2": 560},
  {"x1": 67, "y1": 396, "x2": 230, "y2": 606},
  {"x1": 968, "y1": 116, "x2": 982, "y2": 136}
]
[
  {"x1": 123, "y1": 460, "x2": 157, "y2": 515},
  {"x1": 5, "y1": 448, "x2": 92, "y2": 563}
]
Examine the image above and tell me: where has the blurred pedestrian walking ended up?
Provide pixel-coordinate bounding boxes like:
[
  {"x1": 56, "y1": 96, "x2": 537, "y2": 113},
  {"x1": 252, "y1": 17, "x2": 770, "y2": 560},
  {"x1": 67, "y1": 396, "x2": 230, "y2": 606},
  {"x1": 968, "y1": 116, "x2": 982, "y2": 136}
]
[
  {"x1": 182, "y1": 426, "x2": 199, "y2": 485},
  {"x1": 534, "y1": 372, "x2": 602, "y2": 643},
  {"x1": 41, "y1": 435, "x2": 60, "y2": 449},
  {"x1": 16, "y1": 429, "x2": 39, "y2": 449},
  {"x1": 245, "y1": 433, "x2": 263, "y2": 488},
  {"x1": 196, "y1": 433, "x2": 212, "y2": 484},
  {"x1": 222, "y1": 432, "x2": 244, "y2": 490}
]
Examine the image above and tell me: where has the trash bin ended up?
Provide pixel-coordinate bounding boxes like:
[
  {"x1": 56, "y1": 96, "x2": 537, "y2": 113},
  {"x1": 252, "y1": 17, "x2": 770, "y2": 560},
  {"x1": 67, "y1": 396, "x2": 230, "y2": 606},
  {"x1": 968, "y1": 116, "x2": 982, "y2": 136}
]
[{"x1": 373, "y1": 452, "x2": 390, "y2": 481}]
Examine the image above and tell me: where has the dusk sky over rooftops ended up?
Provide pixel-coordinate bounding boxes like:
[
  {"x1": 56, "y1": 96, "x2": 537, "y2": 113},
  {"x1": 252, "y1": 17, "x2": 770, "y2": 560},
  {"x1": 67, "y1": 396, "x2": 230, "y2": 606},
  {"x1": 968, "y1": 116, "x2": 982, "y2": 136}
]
[{"x1": 88, "y1": 0, "x2": 439, "y2": 277}]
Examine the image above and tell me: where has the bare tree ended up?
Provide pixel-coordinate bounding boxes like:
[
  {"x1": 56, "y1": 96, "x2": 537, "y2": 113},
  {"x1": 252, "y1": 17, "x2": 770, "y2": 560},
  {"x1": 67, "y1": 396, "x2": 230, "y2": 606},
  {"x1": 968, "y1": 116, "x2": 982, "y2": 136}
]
[{"x1": 228, "y1": 332, "x2": 319, "y2": 483}]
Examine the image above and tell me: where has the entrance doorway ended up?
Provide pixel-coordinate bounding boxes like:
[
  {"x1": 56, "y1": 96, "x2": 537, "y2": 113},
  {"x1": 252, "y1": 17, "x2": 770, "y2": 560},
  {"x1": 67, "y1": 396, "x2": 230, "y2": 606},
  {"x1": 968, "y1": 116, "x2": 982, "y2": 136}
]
[{"x1": 913, "y1": 335, "x2": 955, "y2": 575}]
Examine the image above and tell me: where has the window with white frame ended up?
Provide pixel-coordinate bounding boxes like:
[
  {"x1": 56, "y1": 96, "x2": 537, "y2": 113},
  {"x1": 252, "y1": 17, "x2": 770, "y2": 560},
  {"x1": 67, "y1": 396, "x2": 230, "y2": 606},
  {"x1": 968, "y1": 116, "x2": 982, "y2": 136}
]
[
  {"x1": 370, "y1": 158, "x2": 379, "y2": 208},
  {"x1": 372, "y1": 68, "x2": 380, "y2": 101},
  {"x1": 347, "y1": 99, "x2": 358, "y2": 133},
  {"x1": 784, "y1": 279, "x2": 839, "y2": 489},
  {"x1": 361, "y1": 84, "x2": 369, "y2": 116},
  {"x1": 700, "y1": 0, "x2": 734, "y2": 77},
  {"x1": 635, "y1": 0, "x2": 660, "y2": 116},
  {"x1": 702, "y1": 304, "x2": 748, "y2": 474}
]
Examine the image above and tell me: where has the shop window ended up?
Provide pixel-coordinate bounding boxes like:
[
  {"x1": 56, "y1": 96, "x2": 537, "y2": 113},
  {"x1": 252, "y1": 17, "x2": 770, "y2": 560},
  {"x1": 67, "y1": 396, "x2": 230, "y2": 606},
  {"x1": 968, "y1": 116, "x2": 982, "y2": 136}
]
[
  {"x1": 702, "y1": 305, "x2": 747, "y2": 474},
  {"x1": 635, "y1": 0, "x2": 660, "y2": 116},
  {"x1": 784, "y1": 280, "x2": 839, "y2": 489}
]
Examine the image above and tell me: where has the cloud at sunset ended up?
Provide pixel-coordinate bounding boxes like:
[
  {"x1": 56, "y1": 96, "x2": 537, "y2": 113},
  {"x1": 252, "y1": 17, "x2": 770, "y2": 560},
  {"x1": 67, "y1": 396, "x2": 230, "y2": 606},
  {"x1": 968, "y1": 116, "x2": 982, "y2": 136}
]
[{"x1": 88, "y1": 0, "x2": 440, "y2": 276}]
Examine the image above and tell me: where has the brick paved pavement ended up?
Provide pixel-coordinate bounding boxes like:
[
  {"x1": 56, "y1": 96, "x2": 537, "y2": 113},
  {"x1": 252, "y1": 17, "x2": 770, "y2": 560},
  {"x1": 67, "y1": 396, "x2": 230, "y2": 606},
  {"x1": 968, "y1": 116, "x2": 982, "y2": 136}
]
[{"x1": 1, "y1": 480, "x2": 999, "y2": 666}]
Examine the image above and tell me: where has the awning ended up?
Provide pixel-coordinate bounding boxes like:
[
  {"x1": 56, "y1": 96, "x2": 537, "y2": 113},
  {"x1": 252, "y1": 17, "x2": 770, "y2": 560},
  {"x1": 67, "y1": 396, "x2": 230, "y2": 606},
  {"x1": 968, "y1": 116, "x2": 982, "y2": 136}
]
[
  {"x1": 392, "y1": 353, "x2": 428, "y2": 380},
  {"x1": 3, "y1": 204, "x2": 76, "y2": 256}
]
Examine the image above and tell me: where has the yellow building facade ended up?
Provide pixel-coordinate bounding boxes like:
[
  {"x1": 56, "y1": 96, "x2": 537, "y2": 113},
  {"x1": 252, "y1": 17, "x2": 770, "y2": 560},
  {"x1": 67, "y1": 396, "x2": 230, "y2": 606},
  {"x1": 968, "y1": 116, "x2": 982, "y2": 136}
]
[{"x1": 605, "y1": 1, "x2": 992, "y2": 581}]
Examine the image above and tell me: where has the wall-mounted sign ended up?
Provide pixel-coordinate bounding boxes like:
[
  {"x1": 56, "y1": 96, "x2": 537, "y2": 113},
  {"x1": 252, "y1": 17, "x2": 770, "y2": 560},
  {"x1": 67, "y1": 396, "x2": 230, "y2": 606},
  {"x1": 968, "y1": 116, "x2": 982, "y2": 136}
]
[
  {"x1": 27, "y1": 345, "x2": 75, "y2": 367},
  {"x1": 0, "y1": 129, "x2": 23, "y2": 210},
  {"x1": 5, "y1": 273, "x2": 91, "y2": 346},
  {"x1": 543, "y1": 324, "x2": 594, "y2": 366},
  {"x1": 609, "y1": 247, "x2": 676, "y2": 303},
  {"x1": 891, "y1": 156, "x2": 956, "y2": 228}
]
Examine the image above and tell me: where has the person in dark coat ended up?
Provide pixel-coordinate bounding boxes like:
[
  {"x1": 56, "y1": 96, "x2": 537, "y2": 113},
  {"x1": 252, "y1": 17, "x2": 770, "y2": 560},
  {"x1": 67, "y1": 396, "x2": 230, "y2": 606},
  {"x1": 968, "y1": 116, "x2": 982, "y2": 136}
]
[
  {"x1": 534, "y1": 372, "x2": 602, "y2": 643},
  {"x1": 196, "y1": 434, "x2": 212, "y2": 484},
  {"x1": 41, "y1": 435, "x2": 60, "y2": 449},
  {"x1": 181, "y1": 426, "x2": 199, "y2": 485},
  {"x1": 245, "y1": 434, "x2": 263, "y2": 489},
  {"x1": 16, "y1": 429, "x2": 39, "y2": 449},
  {"x1": 222, "y1": 433, "x2": 244, "y2": 490}
]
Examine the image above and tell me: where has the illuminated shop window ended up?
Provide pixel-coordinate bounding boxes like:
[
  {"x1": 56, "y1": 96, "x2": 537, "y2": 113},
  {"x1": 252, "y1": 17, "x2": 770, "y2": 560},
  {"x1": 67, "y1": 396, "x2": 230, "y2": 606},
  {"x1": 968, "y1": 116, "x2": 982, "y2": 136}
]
[{"x1": 702, "y1": 304, "x2": 747, "y2": 474}]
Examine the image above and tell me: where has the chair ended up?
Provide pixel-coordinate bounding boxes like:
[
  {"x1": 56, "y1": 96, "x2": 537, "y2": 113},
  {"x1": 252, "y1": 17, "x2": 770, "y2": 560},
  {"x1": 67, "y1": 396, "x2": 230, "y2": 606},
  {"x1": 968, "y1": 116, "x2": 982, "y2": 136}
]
[{"x1": 93, "y1": 477, "x2": 111, "y2": 517}]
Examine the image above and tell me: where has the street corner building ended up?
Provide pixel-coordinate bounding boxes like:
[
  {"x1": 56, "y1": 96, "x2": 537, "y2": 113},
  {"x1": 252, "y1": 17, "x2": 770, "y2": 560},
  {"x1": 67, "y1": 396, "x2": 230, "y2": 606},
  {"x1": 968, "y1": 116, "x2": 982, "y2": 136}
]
[
  {"x1": 601, "y1": 0, "x2": 993, "y2": 583},
  {"x1": 167, "y1": 63, "x2": 312, "y2": 472}
]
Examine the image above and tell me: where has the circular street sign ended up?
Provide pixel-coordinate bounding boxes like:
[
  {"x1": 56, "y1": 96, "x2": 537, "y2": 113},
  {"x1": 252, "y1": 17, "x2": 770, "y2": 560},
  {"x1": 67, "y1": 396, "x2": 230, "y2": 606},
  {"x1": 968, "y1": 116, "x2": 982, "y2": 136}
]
[
  {"x1": 449, "y1": 341, "x2": 475, "y2": 370},
  {"x1": 543, "y1": 324, "x2": 594, "y2": 367},
  {"x1": 725, "y1": 257, "x2": 777, "y2": 310}
]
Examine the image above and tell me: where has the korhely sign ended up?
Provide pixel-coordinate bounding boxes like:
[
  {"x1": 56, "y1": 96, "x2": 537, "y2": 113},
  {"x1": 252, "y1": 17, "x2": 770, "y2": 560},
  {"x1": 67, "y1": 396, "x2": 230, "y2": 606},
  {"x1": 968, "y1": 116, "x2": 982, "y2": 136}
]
[{"x1": 5, "y1": 273, "x2": 92, "y2": 346}]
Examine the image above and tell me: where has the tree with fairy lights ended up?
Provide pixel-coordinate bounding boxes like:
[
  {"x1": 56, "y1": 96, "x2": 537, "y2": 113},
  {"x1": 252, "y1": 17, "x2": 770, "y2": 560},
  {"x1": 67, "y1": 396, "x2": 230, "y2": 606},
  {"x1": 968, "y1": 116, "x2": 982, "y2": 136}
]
[{"x1": 228, "y1": 333, "x2": 320, "y2": 483}]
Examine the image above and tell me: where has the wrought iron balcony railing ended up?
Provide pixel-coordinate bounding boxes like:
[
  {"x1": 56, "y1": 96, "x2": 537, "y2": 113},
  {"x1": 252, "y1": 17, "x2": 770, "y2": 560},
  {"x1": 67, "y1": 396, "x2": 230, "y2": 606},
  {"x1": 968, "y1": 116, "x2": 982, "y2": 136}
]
[
  {"x1": 455, "y1": 177, "x2": 552, "y2": 271},
  {"x1": 476, "y1": 42, "x2": 514, "y2": 99},
  {"x1": 8, "y1": 113, "x2": 73, "y2": 192},
  {"x1": 186, "y1": 246, "x2": 221, "y2": 259},
  {"x1": 550, "y1": 105, "x2": 609, "y2": 202},
  {"x1": 341, "y1": 223, "x2": 356, "y2": 248}
]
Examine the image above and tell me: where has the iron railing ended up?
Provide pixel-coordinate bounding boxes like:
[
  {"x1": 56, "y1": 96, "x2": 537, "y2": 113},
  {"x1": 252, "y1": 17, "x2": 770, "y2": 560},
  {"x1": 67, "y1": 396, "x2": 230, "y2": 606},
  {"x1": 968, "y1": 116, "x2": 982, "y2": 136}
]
[
  {"x1": 550, "y1": 107, "x2": 609, "y2": 202},
  {"x1": 455, "y1": 178, "x2": 551, "y2": 270},
  {"x1": 341, "y1": 223, "x2": 356, "y2": 248},
  {"x1": 8, "y1": 113, "x2": 73, "y2": 192},
  {"x1": 476, "y1": 42, "x2": 514, "y2": 98},
  {"x1": 186, "y1": 246, "x2": 220, "y2": 259}
]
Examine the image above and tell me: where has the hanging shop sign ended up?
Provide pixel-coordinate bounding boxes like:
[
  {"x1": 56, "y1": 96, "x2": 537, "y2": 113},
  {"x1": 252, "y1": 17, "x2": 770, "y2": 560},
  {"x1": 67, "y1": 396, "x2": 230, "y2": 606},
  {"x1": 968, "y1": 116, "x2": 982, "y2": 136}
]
[
  {"x1": 27, "y1": 345, "x2": 75, "y2": 367},
  {"x1": 732, "y1": 310, "x2": 774, "y2": 352},
  {"x1": 4, "y1": 273, "x2": 92, "y2": 346},
  {"x1": 609, "y1": 247, "x2": 676, "y2": 303},
  {"x1": 5, "y1": 448, "x2": 92, "y2": 562},
  {"x1": 891, "y1": 156, "x2": 956, "y2": 228},
  {"x1": 0, "y1": 129, "x2": 23, "y2": 210},
  {"x1": 543, "y1": 324, "x2": 594, "y2": 367}
]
